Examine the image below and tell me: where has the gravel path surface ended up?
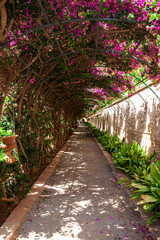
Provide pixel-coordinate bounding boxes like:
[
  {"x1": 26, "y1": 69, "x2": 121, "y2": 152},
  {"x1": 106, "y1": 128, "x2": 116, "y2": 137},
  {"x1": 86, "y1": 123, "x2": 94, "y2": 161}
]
[{"x1": 16, "y1": 124, "x2": 155, "y2": 240}]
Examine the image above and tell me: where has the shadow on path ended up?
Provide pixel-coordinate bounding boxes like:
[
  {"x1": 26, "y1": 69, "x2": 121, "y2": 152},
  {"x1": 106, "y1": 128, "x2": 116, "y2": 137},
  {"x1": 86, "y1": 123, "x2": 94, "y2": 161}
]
[{"x1": 16, "y1": 124, "x2": 155, "y2": 240}]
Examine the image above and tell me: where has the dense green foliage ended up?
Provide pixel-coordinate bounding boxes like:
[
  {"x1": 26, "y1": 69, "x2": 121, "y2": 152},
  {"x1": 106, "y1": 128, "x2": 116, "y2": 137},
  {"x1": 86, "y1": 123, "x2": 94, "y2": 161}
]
[
  {"x1": 87, "y1": 122, "x2": 160, "y2": 224},
  {"x1": 131, "y1": 162, "x2": 160, "y2": 224},
  {"x1": 0, "y1": 96, "x2": 77, "y2": 203},
  {"x1": 113, "y1": 142, "x2": 156, "y2": 177}
]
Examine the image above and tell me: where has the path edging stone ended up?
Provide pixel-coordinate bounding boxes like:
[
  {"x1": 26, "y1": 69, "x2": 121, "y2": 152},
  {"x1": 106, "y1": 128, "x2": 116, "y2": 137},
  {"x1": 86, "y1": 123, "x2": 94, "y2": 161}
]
[
  {"x1": 0, "y1": 135, "x2": 73, "y2": 240},
  {"x1": 94, "y1": 136, "x2": 160, "y2": 240}
]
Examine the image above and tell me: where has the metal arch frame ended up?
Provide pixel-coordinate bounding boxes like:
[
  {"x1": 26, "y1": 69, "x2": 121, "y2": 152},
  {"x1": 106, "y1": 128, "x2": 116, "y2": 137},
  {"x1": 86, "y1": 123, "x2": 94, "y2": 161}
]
[
  {"x1": 7, "y1": 95, "x2": 16, "y2": 134},
  {"x1": 10, "y1": 49, "x2": 150, "y2": 97},
  {"x1": 1, "y1": 3, "x2": 159, "y2": 129},
  {"x1": 6, "y1": 44, "x2": 153, "y2": 95},
  {"x1": 9, "y1": 48, "x2": 66, "y2": 104},
  {"x1": 85, "y1": 72, "x2": 149, "y2": 114},
  {"x1": 103, "y1": 108, "x2": 109, "y2": 114},
  {"x1": 94, "y1": 0, "x2": 103, "y2": 65},
  {"x1": 7, "y1": 53, "x2": 82, "y2": 112},
  {"x1": 34, "y1": 47, "x2": 151, "y2": 78},
  {"x1": 84, "y1": 74, "x2": 150, "y2": 115},
  {"x1": 37, "y1": 0, "x2": 72, "y2": 84},
  {"x1": 2, "y1": 13, "x2": 157, "y2": 75},
  {"x1": 132, "y1": 76, "x2": 148, "y2": 87},
  {"x1": 36, "y1": 48, "x2": 151, "y2": 87},
  {"x1": 126, "y1": 98, "x2": 136, "y2": 110},
  {"x1": 127, "y1": 34, "x2": 146, "y2": 58},
  {"x1": 6, "y1": 48, "x2": 151, "y2": 69},
  {"x1": 2, "y1": 11, "x2": 158, "y2": 90},
  {"x1": 89, "y1": 71, "x2": 157, "y2": 116},
  {"x1": 129, "y1": 73, "x2": 160, "y2": 103},
  {"x1": 14, "y1": 48, "x2": 150, "y2": 88},
  {"x1": 2, "y1": 6, "x2": 159, "y2": 116},
  {"x1": 0, "y1": 17, "x2": 139, "y2": 49},
  {"x1": 15, "y1": 49, "x2": 149, "y2": 95},
  {"x1": 118, "y1": 91, "x2": 136, "y2": 109},
  {"x1": 117, "y1": 104, "x2": 122, "y2": 110},
  {"x1": 137, "y1": 93, "x2": 147, "y2": 109},
  {"x1": 111, "y1": 106, "x2": 117, "y2": 113},
  {"x1": 32, "y1": 71, "x2": 67, "y2": 92},
  {"x1": 107, "y1": 106, "x2": 114, "y2": 112}
]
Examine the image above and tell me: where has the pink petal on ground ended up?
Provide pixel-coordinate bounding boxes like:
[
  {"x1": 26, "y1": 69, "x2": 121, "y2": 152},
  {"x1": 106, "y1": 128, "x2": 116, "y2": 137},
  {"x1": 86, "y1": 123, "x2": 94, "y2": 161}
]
[{"x1": 133, "y1": 222, "x2": 136, "y2": 228}]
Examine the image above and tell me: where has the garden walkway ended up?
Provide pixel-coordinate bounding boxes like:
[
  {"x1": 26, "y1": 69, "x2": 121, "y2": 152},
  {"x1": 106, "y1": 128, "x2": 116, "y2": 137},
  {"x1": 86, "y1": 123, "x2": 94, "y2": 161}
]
[{"x1": 16, "y1": 124, "x2": 155, "y2": 240}]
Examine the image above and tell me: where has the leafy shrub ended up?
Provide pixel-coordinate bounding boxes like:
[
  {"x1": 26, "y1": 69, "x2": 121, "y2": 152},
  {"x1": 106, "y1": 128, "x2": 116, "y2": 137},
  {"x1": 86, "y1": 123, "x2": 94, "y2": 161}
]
[
  {"x1": 113, "y1": 142, "x2": 156, "y2": 177},
  {"x1": 0, "y1": 147, "x2": 6, "y2": 162},
  {"x1": 86, "y1": 122, "x2": 102, "y2": 137},
  {"x1": 87, "y1": 122, "x2": 159, "y2": 224},
  {"x1": 0, "y1": 161, "x2": 28, "y2": 198},
  {"x1": 86, "y1": 122, "x2": 124, "y2": 153},
  {"x1": 130, "y1": 161, "x2": 160, "y2": 224},
  {"x1": 103, "y1": 134, "x2": 124, "y2": 153},
  {"x1": 0, "y1": 127, "x2": 14, "y2": 137}
]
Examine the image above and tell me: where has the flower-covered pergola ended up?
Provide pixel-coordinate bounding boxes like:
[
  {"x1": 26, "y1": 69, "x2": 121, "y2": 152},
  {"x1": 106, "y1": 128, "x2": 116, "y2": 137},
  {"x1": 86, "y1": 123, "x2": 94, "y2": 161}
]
[
  {"x1": 0, "y1": 0, "x2": 159, "y2": 112},
  {"x1": 0, "y1": 0, "x2": 159, "y2": 206}
]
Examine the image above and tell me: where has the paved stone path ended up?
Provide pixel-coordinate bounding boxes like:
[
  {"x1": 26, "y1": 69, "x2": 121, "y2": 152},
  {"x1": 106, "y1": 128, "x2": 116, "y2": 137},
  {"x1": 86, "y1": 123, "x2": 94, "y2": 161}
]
[{"x1": 16, "y1": 124, "x2": 155, "y2": 240}]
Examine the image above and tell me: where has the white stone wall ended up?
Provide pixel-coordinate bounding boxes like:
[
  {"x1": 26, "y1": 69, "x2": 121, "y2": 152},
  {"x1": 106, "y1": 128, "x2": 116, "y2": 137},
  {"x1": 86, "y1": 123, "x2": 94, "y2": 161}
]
[{"x1": 88, "y1": 83, "x2": 160, "y2": 159}]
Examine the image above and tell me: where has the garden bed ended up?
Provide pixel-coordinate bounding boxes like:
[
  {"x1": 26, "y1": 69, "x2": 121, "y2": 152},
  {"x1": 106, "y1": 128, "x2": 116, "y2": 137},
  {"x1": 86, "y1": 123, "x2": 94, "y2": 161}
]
[{"x1": 94, "y1": 138, "x2": 160, "y2": 239}]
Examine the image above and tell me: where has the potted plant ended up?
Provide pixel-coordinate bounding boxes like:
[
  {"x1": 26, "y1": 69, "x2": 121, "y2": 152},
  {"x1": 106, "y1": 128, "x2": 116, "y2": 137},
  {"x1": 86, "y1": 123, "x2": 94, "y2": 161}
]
[
  {"x1": 0, "y1": 128, "x2": 18, "y2": 145},
  {"x1": 0, "y1": 128, "x2": 18, "y2": 163}
]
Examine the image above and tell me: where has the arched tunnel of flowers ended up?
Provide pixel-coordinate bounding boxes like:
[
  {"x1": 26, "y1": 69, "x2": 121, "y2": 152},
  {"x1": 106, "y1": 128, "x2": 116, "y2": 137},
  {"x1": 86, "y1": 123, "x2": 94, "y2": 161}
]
[{"x1": 0, "y1": 0, "x2": 159, "y2": 225}]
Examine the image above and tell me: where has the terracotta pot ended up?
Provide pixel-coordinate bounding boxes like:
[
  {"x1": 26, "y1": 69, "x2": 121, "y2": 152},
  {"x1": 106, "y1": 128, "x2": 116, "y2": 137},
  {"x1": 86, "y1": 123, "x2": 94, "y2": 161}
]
[{"x1": 2, "y1": 135, "x2": 18, "y2": 145}]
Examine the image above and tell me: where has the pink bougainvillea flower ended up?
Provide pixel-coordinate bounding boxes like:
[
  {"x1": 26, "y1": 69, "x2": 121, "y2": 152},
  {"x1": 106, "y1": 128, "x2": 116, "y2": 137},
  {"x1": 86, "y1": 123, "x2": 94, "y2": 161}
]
[
  {"x1": 29, "y1": 78, "x2": 36, "y2": 84},
  {"x1": 157, "y1": 1, "x2": 160, "y2": 7},
  {"x1": 24, "y1": 46, "x2": 29, "y2": 50},
  {"x1": 133, "y1": 222, "x2": 136, "y2": 228}
]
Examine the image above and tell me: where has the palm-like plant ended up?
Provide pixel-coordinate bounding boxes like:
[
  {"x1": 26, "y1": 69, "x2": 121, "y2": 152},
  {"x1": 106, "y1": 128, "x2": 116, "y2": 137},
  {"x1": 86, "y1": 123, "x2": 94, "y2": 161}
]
[{"x1": 130, "y1": 161, "x2": 160, "y2": 224}]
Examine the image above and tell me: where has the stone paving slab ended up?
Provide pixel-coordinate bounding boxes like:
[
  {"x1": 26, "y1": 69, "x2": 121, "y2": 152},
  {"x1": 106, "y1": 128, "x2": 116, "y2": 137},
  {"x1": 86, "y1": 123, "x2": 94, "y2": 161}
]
[{"x1": 7, "y1": 125, "x2": 157, "y2": 240}]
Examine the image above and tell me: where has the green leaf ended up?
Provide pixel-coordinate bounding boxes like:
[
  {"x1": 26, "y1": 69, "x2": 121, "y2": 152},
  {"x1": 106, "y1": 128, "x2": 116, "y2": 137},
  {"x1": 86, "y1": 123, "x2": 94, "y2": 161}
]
[
  {"x1": 143, "y1": 203, "x2": 157, "y2": 212},
  {"x1": 132, "y1": 183, "x2": 150, "y2": 192},
  {"x1": 147, "y1": 215, "x2": 158, "y2": 225},
  {"x1": 151, "y1": 166, "x2": 160, "y2": 185},
  {"x1": 149, "y1": 151, "x2": 156, "y2": 161},
  {"x1": 130, "y1": 192, "x2": 142, "y2": 199},
  {"x1": 157, "y1": 161, "x2": 160, "y2": 172},
  {"x1": 155, "y1": 211, "x2": 160, "y2": 216},
  {"x1": 117, "y1": 177, "x2": 129, "y2": 184},
  {"x1": 141, "y1": 194, "x2": 157, "y2": 203},
  {"x1": 151, "y1": 187, "x2": 160, "y2": 197}
]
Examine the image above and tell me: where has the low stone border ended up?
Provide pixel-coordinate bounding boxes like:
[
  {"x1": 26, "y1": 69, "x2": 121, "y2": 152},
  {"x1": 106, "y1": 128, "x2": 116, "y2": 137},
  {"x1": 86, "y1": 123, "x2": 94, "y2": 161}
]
[
  {"x1": 0, "y1": 135, "x2": 74, "y2": 240},
  {"x1": 94, "y1": 137, "x2": 160, "y2": 240}
]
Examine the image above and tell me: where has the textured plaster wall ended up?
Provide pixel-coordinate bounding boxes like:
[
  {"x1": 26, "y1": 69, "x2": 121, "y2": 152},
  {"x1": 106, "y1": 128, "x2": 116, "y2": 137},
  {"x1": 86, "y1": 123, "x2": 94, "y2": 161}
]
[{"x1": 88, "y1": 84, "x2": 160, "y2": 159}]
